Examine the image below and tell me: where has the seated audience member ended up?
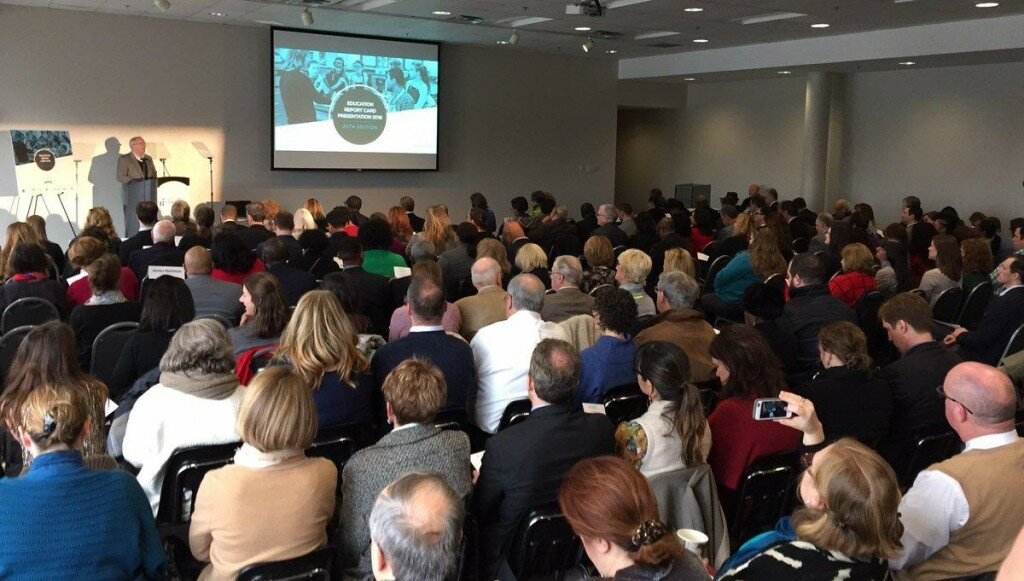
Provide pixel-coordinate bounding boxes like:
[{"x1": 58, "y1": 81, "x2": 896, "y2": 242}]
[
  {"x1": 117, "y1": 201, "x2": 158, "y2": 263},
  {"x1": 1, "y1": 321, "x2": 115, "y2": 476},
  {"x1": 374, "y1": 277, "x2": 476, "y2": 411},
  {"x1": 81, "y1": 207, "x2": 123, "y2": 256},
  {"x1": 188, "y1": 366, "x2": 335, "y2": 579},
  {"x1": 793, "y1": 197, "x2": 816, "y2": 227},
  {"x1": 559, "y1": 457, "x2": 710, "y2": 580},
  {"x1": 399, "y1": 196, "x2": 424, "y2": 232},
  {"x1": 0, "y1": 382, "x2": 165, "y2": 578},
  {"x1": 807, "y1": 212, "x2": 832, "y2": 255},
  {"x1": 960, "y1": 237, "x2": 994, "y2": 295},
  {"x1": 892, "y1": 362, "x2": 1024, "y2": 579},
  {"x1": 662, "y1": 247, "x2": 696, "y2": 280},
  {"x1": 618, "y1": 202, "x2": 638, "y2": 237},
  {"x1": 0, "y1": 242, "x2": 67, "y2": 318},
  {"x1": 779, "y1": 252, "x2": 856, "y2": 368},
  {"x1": 267, "y1": 210, "x2": 302, "y2": 263},
  {"x1": 178, "y1": 204, "x2": 215, "y2": 252},
  {"x1": 707, "y1": 325, "x2": 801, "y2": 502},
  {"x1": 796, "y1": 321, "x2": 891, "y2": 445},
  {"x1": 69, "y1": 254, "x2": 143, "y2": 370},
  {"x1": 581, "y1": 235, "x2": 618, "y2": 293},
  {"x1": 295, "y1": 229, "x2": 333, "y2": 277},
  {"x1": 512, "y1": 243, "x2": 550, "y2": 288},
  {"x1": 109, "y1": 276, "x2": 194, "y2": 401},
  {"x1": 23, "y1": 215, "x2": 65, "y2": 277},
  {"x1": 944, "y1": 255, "x2": 1024, "y2": 365},
  {"x1": 819, "y1": 219, "x2": 852, "y2": 279},
  {"x1": 323, "y1": 207, "x2": 357, "y2": 258},
  {"x1": 591, "y1": 203, "x2": 628, "y2": 248},
  {"x1": 228, "y1": 272, "x2": 288, "y2": 355},
  {"x1": 389, "y1": 239, "x2": 438, "y2": 305},
  {"x1": 408, "y1": 205, "x2": 457, "y2": 256},
  {"x1": 876, "y1": 292, "x2": 962, "y2": 467},
  {"x1": 183, "y1": 246, "x2": 243, "y2": 325},
  {"x1": 530, "y1": 205, "x2": 582, "y2": 260},
  {"x1": 438, "y1": 222, "x2": 478, "y2": 297},
  {"x1": 690, "y1": 205, "x2": 716, "y2": 252},
  {"x1": 359, "y1": 217, "x2": 407, "y2": 278},
  {"x1": 321, "y1": 272, "x2": 372, "y2": 334},
  {"x1": 471, "y1": 274, "x2": 568, "y2": 433},
  {"x1": 386, "y1": 206, "x2": 414, "y2": 252},
  {"x1": 616, "y1": 341, "x2": 711, "y2": 477},
  {"x1": 123, "y1": 320, "x2": 245, "y2": 513},
  {"x1": 275, "y1": 290, "x2": 374, "y2": 429},
  {"x1": 751, "y1": 227, "x2": 789, "y2": 292},
  {"x1": 501, "y1": 220, "x2": 531, "y2": 265},
  {"x1": 828, "y1": 242, "x2": 878, "y2": 307},
  {"x1": 293, "y1": 207, "x2": 317, "y2": 238},
  {"x1": 781, "y1": 200, "x2": 815, "y2": 243},
  {"x1": 991, "y1": 223, "x2": 1024, "y2": 293},
  {"x1": 211, "y1": 232, "x2": 265, "y2": 286},
  {"x1": 369, "y1": 472, "x2": 464, "y2": 581},
  {"x1": 875, "y1": 238, "x2": 913, "y2": 295},
  {"x1": 386, "y1": 262, "x2": 462, "y2": 341},
  {"x1": 127, "y1": 220, "x2": 185, "y2": 282},
  {"x1": 702, "y1": 233, "x2": 760, "y2": 323},
  {"x1": 474, "y1": 339, "x2": 615, "y2": 578},
  {"x1": 577, "y1": 286, "x2": 638, "y2": 405},
  {"x1": 636, "y1": 271, "x2": 717, "y2": 383},
  {"x1": 170, "y1": 200, "x2": 198, "y2": 237},
  {"x1": 717, "y1": 204, "x2": 739, "y2": 242},
  {"x1": 336, "y1": 236, "x2": 392, "y2": 335},
  {"x1": 258, "y1": 237, "x2": 315, "y2": 307},
  {"x1": 718, "y1": 395, "x2": 902, "y2": 579},
  {"x1": 454, "y1": 257, "x2": 508, "y2": 341},
  {"x1": 236, "y1": 202, "x2": 275, "y2": 250},
  {"x1": 340, "y1": 359, "x2": 472, "y2": 578},
  {"x1": 918, "y1": 234, "x2": 962, "y2": 305},
  {"x1": 616, "y1": 249, "x2": 656, "y2": 317},
  {"x1": 218, "y1": 204, "x2": 245, "y2": 230},
  {"x1": 714, "y1": 212, "x2": 753, "y2": 259},
  {"x1": 66, "y1": 236, "x2": 139, "y2": 309},
  {"x1": 576, "y1": 202, "x2": 598, "y2": 243},
  {"x1": 646, "y1": 215, "x2": 693, "y2": 286},
  {"x1": 477, "y1": 237, "x2": 513, "y2": 280},
  {"x1": 542, "y1": 255, "x2": 594, "y2": 322},
  {"x1": 742, "y1": 283, "x2": 800, "y2": 374}
]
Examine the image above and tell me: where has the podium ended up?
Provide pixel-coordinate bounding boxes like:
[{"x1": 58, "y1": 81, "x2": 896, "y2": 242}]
[{"x1": 123, "y1": 178, "x2": 157, "y2": 237}]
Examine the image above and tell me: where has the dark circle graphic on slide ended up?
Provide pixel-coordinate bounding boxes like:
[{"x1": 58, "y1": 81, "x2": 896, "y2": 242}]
[
  {"x1": 331, "y1": 86, "x2": 387, "y2": 145},
  {"x1": 34, "y1": 149, "x2": 56, "y2": 171}
]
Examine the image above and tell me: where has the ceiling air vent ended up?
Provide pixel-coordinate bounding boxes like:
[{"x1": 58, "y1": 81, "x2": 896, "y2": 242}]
[
  {"x1": 648, "y1": 42, "x2": 682, "y2": 48},
  {"x1": 458, "y1": 14, "x2": 486, "y2": 24},
  {"x1": 593, "y1": 30, "x2": 623, "y2": 40}
]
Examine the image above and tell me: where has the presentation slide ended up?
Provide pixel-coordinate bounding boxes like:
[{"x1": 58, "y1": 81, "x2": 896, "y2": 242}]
[{"x1": 272, "y1": 28, "x2": 439, "y2": 171}]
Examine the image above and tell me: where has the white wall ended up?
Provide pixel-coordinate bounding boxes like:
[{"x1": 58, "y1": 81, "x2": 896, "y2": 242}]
[{"x1": 0, "y1": 5, "x2": 618, "y2": 248}]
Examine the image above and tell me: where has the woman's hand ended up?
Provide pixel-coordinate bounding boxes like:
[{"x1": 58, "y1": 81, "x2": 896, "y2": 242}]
[
  {"x1": 239, "y1": 312, "x2": 253, "y2": 326},
  {"x1": 776, "y1": 391, "x2": 825, "y2": 446}
]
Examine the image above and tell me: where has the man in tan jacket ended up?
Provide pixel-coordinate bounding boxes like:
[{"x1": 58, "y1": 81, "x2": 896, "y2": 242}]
[
  {"x1": 454, "y1": 257, "x2": 507, "y2": 341},
  {"x1": 635, "y1": 271, "x2": 717, "y2": 383}
]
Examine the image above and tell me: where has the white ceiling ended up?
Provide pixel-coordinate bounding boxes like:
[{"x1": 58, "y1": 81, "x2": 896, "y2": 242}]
[{"x1": 4, "y1": 0, "x2": 1023, "y2": 59}]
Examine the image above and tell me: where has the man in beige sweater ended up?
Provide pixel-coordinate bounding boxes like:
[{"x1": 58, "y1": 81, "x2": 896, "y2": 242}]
[{"x1": 454, "y1": 257, "x2": 507, "y2": 341}]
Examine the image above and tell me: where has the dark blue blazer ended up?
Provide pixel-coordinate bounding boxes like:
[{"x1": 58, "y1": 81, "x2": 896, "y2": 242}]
[
  {"x1": 313, "y1": 372, "x2": 375, "y2": 429},
  {"x1": 372, "y1": 330, "x2": 476, "y2": 410},
  {"x1": 266, "y1": 263, "x2": 316, "y2": 307},
  {"x1": 958, "y1": 286, "x2": 1024, "y2": 366}
]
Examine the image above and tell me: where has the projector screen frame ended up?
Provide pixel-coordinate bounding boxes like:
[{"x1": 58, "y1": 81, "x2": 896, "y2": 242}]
[{"x1": 270, "y1": 26, "x2": 441, "y2": 172}]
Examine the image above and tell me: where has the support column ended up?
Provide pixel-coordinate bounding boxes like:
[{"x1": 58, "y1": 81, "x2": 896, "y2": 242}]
[{"x1": 801, "y1": 71, "x2": 831, "y2": 213}]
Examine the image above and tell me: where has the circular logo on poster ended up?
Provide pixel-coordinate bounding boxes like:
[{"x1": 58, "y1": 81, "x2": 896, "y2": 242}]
[
  {"x1": 34, "y1": 149, "x2": 56, "y2": 171},
  {"x1": 331, "y1": 86, "x2": 387, "y2": 145}
]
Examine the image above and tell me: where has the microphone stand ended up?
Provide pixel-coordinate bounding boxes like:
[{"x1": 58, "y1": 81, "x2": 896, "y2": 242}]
[
  {"x1": 207, "y1": 156, "x2": 215, "y2": 223},
  {"x1": 73, "y1": 159, "x2": 81, "y2": 224}
]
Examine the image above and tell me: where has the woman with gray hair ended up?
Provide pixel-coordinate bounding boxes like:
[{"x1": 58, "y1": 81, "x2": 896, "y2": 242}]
[{"x1": 122, "y1": 319, "x2": 245, "y2": 515}]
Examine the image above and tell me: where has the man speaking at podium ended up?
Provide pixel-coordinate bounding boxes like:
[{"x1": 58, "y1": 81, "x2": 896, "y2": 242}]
[{"x1": 116, "y1": 136, "x2": 158, "y2": 237}]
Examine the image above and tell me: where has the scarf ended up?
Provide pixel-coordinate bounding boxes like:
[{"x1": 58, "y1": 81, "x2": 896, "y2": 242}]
[
  {"x1": 11, "y1": 272, "x2": 47, "y2": 283},
  {"x1": 159, "y1": 370, "x2": 239, "y2": 400},
  {"x1": 233, "y1": 443, "x2": 303, "y2": 469},
  {"x1": 86, "y1": 290, "x2": 126, "y2": 305}
]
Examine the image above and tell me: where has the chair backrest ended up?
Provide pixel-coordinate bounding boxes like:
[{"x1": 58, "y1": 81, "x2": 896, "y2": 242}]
[
  {"x1": 497, "y1": 398, "x2": 532, "y2": 432},
  {"x1": 90, "y1": 322, "x2": 140, "y2": 387},
  {"x1": 236, "y1": 545, "x2": 337, "y2": 581},
  {"x1": 854, "y1": 290, "x2": 896, "y2": 367},
  {"x1": 998, "y1": 323, "x2": 1024, "y2": 368},
  {"x1": 156, "y1": 441, "x2": 241, "y2": 524},
  {"x1": 602, "y1": 383, "x2": 650, "y2": 427},
  {"x1": 0, "y1": 297, "x2": 59, "y2": 334},
  {"x1": 899, "y1": 431, "x2": 961, "y2": 489},
  {"x1": 434, "y1": 407, "x2": 469, "y2": 433},
  {"x1": 791, "y1": 237, "x2": 809, "y2": 254},
  {"x1": 307, "y1": 431, "x2": 359, "y2": 496},
  {"x1": 0, "y1": 325, "x2": 33, "y2": 386},
  {"x1": 506, "y1": 503, "x2": 583, "y2": 580},
  {"x1": 703, "y1": 255, "x2": 730, "y2": 292},
  {"x1": 931, "y1": 286, "x2": 964, "y2": 324},
  {"x1": 698, "y1": 388, "x2": 719, "y2": 417},
  {"x1": 730, "y1": 452, "x2": 799, "y2": 546},
  {"x1": 957, "y1": 282, "x2": 993, "y2": 331},
  {"x1": 701, "y1": 241, "x2": 719, "y2": 259},
  {"x1": 249, "y1": 346, "x2": 278, "y2": 377}
]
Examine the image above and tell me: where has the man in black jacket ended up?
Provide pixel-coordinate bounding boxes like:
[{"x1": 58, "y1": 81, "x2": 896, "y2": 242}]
[
  {"x1": 944, "y1": 256, "x2": 1024, "y2": 365},
  {"x1": 127, "y1": 220, "x2": 185, "y2": 281},
  {"x1": 259, "y1": 237, "x2": 315, "y2": 307},
  {"x1": 118, "y1": 201, "x2": 159, "y2": 264},
  {"x1": 269, "y1": 210, "x2": 302, "y2": 264},
  {"x1": 473, "y1": 338, "x2": 615, "y2": 579},
  {"x1": 346, "y1": 195, "x2": 369, "y2": 227},
  {"x1": 400, "y1": 196, "x2": 424, "y2": 232},
  {"x1": 589, "y1": 203, "x2": 628, "y2": 248},
  {"x1": 335, "y1": 236, "x2": 391, "y2": 336},
  {"x1": 781, "y1": 201, "x2": 815, "y2": 243},
  {"x1": 236, "y1": 202, "x2": 274, "y2": 250},
  {"x1": 778, "y1": 253, "x2": 855, "y2": 368},
  {"x1": 793, "y1": 197, "x2": 818, "y2": 227}
]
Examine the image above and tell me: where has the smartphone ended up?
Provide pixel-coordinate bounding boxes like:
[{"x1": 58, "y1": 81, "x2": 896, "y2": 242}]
[{"x1": 753, "y1": 398, "x2": 793, "y2": 421}]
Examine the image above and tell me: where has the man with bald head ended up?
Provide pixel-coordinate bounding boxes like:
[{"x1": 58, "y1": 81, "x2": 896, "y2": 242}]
[
  {"x1": 501, "y1": 220, "x2": 530, "y2": 264},
  {"x1": 892, "y1": 362, "x2": 1024, "y2": 579},
  {"x1": 453, "y1": 257, "x2": 508, "y2": 342},
  {"x1": 738, "y1": 183, "x2": 761, "y2": 212},
  {"x1": 183, "y1": 246, "x2": 243, "y2": 324},
  {"x1": 127, "y1": 219, "x2": 186, "y2": 281},
  {"x1": 470, "y1": 273, "x2": 568, "y2": 434}
]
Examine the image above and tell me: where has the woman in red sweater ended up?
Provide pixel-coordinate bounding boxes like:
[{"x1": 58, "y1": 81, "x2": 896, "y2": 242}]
[
  {"x1": 707, "y1": 325, "x2": 800, "y2": 509},
  {"x1": 210, "y1": 232, "x2": 264, "y2": 286},
  {"x1": 66, "y1": 236, "x2": 138, "y2": 310},
  {"x1": 827, "y1": 243, "x2": 877, "y2": 308}
]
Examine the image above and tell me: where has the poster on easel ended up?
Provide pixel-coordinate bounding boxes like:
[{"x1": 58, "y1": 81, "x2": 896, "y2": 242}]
[{"x1": 9, "y1": 130, "x2": 76, "y2": 227}]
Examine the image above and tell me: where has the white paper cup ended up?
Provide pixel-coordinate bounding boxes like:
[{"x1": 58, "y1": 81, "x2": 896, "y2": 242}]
[{"x1": 676, "y1": 528, "x2": 709, "y2": 555}]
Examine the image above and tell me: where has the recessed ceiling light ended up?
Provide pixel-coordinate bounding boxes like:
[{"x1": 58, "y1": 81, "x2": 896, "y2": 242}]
[
  {"x1": 810, "y1": 23, "x2": 830, "y2": 28},
  {"x1": 432, "y1": 10, "x2": 451, "y2": 16},
  {"x1": 693, "y1": 38, "x2": 709, "y2": 43},
  {"x1": 209, "y1": 11, "x2": 224, "y2": 16},
  {"x1": 575, "y1": 26, "x2": 592, "y2": 31},
  {"x1": 975, "y1": 2, "x2": 999, "y2": 6},
  {"x1": 778, "y1": 70, "x2": 791, "y2": 74},
  {"x1": 684, "y1": 7, "x2": 703, "y2": 12},
  {"x1": 684, "y1": 77, "x2": 696, "y2": 81},
  {"x1": 898, "y1": 61, "x2": 916, "y2": 66},
  {"x1": 606, "y1": 49, "x2": 618, "y2": 53}
]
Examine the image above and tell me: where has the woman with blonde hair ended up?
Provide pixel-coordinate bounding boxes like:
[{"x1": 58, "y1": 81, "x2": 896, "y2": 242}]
[
  {"x1": 275, "y1": 290, "x2": 374, "y2": 429},
  {"x1": 662, "y1": 247, "x2": 696, "y2": 279},
  {"x1": 83, "y1": 207, "x2": 122, "y2": 255},
  {"x1": 749, "y1": 227, "x2": 788, "y2": 290},
  {"x1": 304, "y1": 198, "x2": 327, "y2": 230},
  {"x1": 189, "y1": 366, "x2": 336, "y2": 580},
  {"x1": 511, "y1": 242, "x2": 547, "y2": 285},
  {"x1": 170, "y1": 200, "x2": 198, "y2": 237},
  {"x1": 293, "y1": 208, "x2": 318, "y2": 237},
  {"x1": 616, "y1": 249, "x2": 655, "y2": 316},
  {"x1": 582, "y1": 235, "x2": 617, "y2": 293},
  {"x1": 828, "y1": 242, "x2": 878, "y2": 307},
  {"x1": 0, "y1": 222, "x2": 42, "y2": 281},
  {"x1": 716, "y1": 212, "x2": 754, "y2": 258},
  {"x1": 718, "y1": 394, "x2": 902, "y2": 578},
  {"x1": 409, "y1": 205, "x2": 456, "y2": 255}
]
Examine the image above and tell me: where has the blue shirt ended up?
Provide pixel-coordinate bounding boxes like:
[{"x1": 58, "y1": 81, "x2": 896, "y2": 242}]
[
  {"x1": 313, "y1": 371, "x2": 376, "y2": 429},
  {"x1": 713, "y1": 250, "x2": 760, "y2": 304},
  {"x1": 577, "y1": 336, "x2": 638, "y2": 405},
  {"x1": 0, "y1": 450, "x2": 165, "y2": 580}
]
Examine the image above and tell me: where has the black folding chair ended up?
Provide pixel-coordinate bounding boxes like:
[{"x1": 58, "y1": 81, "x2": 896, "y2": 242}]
[
  {"x1": 998, "y1": 323, "x2": 1024, "y2": 368},
  {"x1": 0, "y1": 325, "x2": 33, "y2": 386},
  {"x1": 899, "y1": 431, "x2": 961, "y2": 489},
  {"x1": 434, "y1": 407, "x2": 470, "y2": 433},
  {"x1": 957, "y1": 282, "x2": 993, "y2": 331},
  {"x1": 497, "y1": 399, "x2": 532, "y2": 432},
  {"x1": 237, "y1": 545, "x2": 337, "y2": 581},
  {"x1": 791, "y1": 237, "x2": 809, "y2": 254},
  {"x1": 0, "y1": 297, "x2": 59, "y2": 334},
  {"x1": 307, "y1": 428, "x2": 362, "y2": 495},
  {"x1": 730, "y1": 452, "x2": 799, "y2": 546},
  {"x1": 90, "y1": 322, "x2": 140, "y2": 387},
  {"x1": 702, "y1": 255, "x2": 730, "y2": 293},
  {"x1": 602, "y1": 383, "x2": 650, "y2": 427},
  {"x1": 506, "y1": 503, "x2": 584, "y2": 580},
  {"x1": 931, "y1": 286, "x2": 964, "y2": 325},
  {"x1": 156, "y1": 441, "x2": 241, "y2": 524}
]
